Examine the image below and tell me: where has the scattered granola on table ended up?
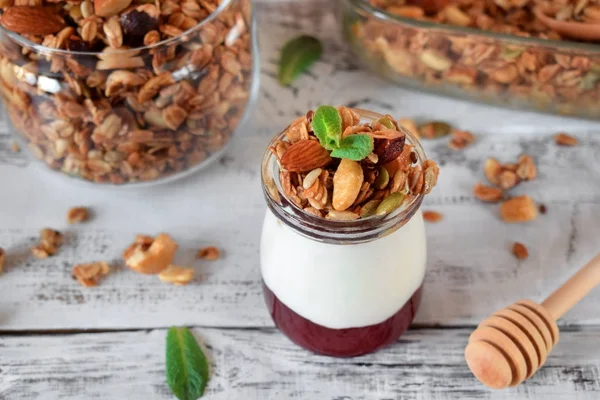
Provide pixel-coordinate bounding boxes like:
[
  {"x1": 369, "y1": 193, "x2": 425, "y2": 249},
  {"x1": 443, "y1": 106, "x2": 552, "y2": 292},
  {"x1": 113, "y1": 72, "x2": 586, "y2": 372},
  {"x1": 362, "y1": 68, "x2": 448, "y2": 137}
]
[
  {"x1": 67, "y1": 206, "x2": 90, "y2": 224},
  {"x1": 512, "y1": 242, "x2": 529, "y2": 260},
  {"x1": 158, "y1": 265, "x2": 195, "y2": 285},
  {"x1": 269, "y1": 105, "x2": 440, "y2": 221},
  {"x1": 345, "y1": 0, "x2": 600, "y2": 119},
  {"x1": 554, "y1": 132, "x2": 579, "y2": 146},
  {"x1": 196, "y1": 246, "x2": 220, "y2": 260},
  {"x1": 72, "y1": 261, "x2": 110, "y2": 287},
  {"x1": 31, "y1": 228, "x2": 64, "y2": 259},
  {"x1": 123, "y1": 233, "x2": 178, "y2": 274},
  {"x1": 0, "y1": 0, "x2": 254, "y2": 184},
  {"x1": 500, "y1": 195, "x2": 538, "y2": 223},
  {"x1": 0, "y1": 247, "x2": 5, "y2": 273},
  {"x1": 423, "y1": 210, "x2": 443, "y2": 222}
]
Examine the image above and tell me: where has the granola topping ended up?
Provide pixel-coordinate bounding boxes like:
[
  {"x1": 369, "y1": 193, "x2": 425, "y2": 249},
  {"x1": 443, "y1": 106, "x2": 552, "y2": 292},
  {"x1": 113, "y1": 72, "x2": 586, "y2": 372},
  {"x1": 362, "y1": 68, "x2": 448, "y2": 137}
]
[
  {"x1": 270, "y1": 106, "x2": 440, "y2": 221},
  {"x1": 0, "y1": 0, "x2": 253, "y2": 184}
]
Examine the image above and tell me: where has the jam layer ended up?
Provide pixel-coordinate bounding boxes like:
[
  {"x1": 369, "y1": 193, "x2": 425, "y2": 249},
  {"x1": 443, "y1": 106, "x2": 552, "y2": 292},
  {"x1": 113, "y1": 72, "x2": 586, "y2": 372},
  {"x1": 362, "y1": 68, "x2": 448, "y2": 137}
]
[{"x1": 263, "y1": 283, "x2": 423, "y2": 357}]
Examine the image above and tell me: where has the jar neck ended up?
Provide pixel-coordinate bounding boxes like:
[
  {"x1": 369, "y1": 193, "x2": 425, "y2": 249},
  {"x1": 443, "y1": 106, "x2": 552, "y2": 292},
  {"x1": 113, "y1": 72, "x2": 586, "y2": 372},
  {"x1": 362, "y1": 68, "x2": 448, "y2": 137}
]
[{"x1": 261, "y1": 109, "x2": 426, "y2": 245}]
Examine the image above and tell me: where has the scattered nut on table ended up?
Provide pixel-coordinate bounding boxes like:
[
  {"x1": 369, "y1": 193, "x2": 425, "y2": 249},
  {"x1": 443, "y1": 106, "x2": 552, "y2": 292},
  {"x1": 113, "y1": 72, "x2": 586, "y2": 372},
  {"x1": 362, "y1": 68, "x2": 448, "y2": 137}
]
[
  {"x1": 67, "y1": 207, "x2": 90, "y2": 224},
  {"x1": 123, "y1": 233, "x2": 178, "y2": 274},
  {"x1": 158, "y1": 265, "x2": 195, "y2": 286},
  {"x1": 72, "y1": 261, "x2": 111, "y2": 288},
  {"x1": 197, "y1": 246, "x2": 221, "y2": 260},
  {"x1": 512, "y1": 242, "x2": 529, "y2": 260},
  {"x1": 0, "y1": 247, "x2": 5, "y2": 273}
]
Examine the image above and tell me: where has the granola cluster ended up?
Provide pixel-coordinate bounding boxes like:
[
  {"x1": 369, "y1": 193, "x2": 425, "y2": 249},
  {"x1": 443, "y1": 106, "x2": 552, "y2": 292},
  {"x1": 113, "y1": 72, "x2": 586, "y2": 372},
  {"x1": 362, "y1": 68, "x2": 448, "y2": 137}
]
[
  {"x1": 122, "y1": 233, "x2": 221, "y2": 285},
  {"x1": 345, "y1": 0, "x2": 600, "y2": 119},
  {"x1": 269, "y1": 107, "x2": 440, "y2": 221},
  {"x1": 0, "y1": 0, "x2": 253, "y2": 184}
]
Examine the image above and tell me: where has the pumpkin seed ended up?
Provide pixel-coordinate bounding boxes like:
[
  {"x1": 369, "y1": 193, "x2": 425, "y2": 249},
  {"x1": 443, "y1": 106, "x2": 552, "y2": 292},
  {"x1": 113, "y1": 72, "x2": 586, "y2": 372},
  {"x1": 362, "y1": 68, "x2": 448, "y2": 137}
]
[
  {"x1": 377, "y1": 116, "x2": 395, "y2": 129},
  {"x1": 373, "y1": 166, "x2": 389, "y2": 189},
  {"x1": 360, "y1": 199, "x2": 381, "y2": 218},
  {"x1": 376, "y1": 192, "x2": 405, "y2": 216},
  {"x1": 419, "y1": 121, "x2": 452, "y2": 139}
]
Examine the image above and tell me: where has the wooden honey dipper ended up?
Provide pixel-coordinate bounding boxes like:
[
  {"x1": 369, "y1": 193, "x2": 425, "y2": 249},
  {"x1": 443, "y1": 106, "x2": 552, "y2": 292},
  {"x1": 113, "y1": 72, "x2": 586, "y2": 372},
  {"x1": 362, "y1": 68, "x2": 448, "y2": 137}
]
[{"x1": 465, "y1": 253, "x2": 600, "y2": 389}]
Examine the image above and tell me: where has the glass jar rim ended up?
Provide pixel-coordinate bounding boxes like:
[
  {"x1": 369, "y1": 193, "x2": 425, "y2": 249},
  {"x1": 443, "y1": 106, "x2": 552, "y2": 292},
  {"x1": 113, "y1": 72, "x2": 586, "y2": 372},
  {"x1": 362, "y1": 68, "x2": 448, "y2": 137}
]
[
  {"x1": 0, "y1": 0, "x2": 236, "y2": 56},
  {"x1": 261, "y1": 108, "x2": 427, "y2": 245}
]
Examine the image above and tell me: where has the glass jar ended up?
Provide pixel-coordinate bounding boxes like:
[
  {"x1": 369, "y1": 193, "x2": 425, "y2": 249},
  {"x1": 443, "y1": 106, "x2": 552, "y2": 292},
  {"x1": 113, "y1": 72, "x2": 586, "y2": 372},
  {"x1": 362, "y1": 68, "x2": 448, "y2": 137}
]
[
  {"x1": 260, "y1": 109, "x2": 427, "y2": 357},
  {"x1": 0, "y1": 0, "x2": 257, "y2": 185}
]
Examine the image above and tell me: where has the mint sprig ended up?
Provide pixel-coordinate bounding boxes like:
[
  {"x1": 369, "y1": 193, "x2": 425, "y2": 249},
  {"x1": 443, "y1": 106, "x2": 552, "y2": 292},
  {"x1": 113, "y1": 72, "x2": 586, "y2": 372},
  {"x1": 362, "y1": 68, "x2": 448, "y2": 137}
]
[
  {"x1": 312, "y1": 105, "x2": 374, "y2": 160},
  {"x1": 166, "y1": 327, "x2": 210, "y2": 400},
  {"x1": 330, "y1": 134, "x2": 374, "y2": 161},
  {"x1": 312, "y1": 105, "x2": 342, "y2": 150}
]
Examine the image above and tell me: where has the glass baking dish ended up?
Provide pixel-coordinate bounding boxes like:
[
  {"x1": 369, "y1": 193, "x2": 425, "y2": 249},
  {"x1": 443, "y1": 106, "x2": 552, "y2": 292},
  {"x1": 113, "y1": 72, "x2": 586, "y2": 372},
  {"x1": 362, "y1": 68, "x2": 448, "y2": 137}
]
[{"x1": 342, "y1": 0, "x2": 600, "y2": 120}]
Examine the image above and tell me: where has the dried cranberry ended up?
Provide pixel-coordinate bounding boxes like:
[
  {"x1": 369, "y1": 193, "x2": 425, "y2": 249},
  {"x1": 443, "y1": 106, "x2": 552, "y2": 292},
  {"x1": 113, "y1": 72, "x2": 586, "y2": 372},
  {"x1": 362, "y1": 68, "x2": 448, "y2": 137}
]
[
  {"x1": 120, "y1": 10, "x2": 159, "y2": 46},
  {"x1": 374, "y1": 136, "x2": 406, "y2": 165}
]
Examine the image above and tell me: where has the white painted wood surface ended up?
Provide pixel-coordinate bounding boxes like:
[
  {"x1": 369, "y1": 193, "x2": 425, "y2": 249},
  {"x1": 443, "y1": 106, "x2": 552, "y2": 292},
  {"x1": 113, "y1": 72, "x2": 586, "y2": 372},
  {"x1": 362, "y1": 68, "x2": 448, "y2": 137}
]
[
  {"x1": 0, "y1": 0, "x2": 599, "y2": 398},
  {"x1": 2, "y1": 327, "x2": 600, "y2": 400}
]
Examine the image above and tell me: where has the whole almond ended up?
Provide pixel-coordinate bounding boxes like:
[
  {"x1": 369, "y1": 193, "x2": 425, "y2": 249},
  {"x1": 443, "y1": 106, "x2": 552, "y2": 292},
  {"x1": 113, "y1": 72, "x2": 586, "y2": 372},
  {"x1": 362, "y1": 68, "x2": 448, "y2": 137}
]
[
  {"x1": 280, "y1": 140, "x2": 332, "y2": 172},
  {"x1": 1, "y1": 6, "x2": 65, "y2": 36},
  {"x1": 332, "y1": 159, "x2": 364, "y2": 211},
  {"x1": 500, "y1": 196, "x2": 538, "y2": 223}
]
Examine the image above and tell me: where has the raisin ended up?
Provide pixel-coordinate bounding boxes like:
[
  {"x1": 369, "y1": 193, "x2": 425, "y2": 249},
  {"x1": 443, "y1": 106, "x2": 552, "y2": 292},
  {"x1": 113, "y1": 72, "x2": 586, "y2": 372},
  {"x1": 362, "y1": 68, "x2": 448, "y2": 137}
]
[{"x1": 120, "y1": 10, "x2": 159, "y2": 46}]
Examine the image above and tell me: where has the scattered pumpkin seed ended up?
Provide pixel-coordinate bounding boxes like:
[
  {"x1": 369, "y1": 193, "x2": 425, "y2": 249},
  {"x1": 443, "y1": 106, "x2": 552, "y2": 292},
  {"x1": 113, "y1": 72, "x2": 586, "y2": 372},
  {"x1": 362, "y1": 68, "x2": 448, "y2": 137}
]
[
  {"x1": 373, "y1": 166, "x2": 390, "y2": 189},
  {"x1": 375, "y1": 192, "x2": 406, "y2": 216},
  {"x1": 419, "y1": 121, "x2": 452, "y2": 139},
  {"x1": 360, "y1": 199, "x2": 381, "y2": 218}
]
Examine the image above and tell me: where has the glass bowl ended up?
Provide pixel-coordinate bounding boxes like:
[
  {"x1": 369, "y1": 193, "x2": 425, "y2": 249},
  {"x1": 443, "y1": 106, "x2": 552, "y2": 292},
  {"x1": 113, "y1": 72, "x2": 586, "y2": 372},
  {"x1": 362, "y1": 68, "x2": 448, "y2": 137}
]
[
  {"x1": 342, "y1": 0, "x2": 600, "y2": 120},
  {"x1": 0, "y1": 0, "x2": 257, "y2": 185}
]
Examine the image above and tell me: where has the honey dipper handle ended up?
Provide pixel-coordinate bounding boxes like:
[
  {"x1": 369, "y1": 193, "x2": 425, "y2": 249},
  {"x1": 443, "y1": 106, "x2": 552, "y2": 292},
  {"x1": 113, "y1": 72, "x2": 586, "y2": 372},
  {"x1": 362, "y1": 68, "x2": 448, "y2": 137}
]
[{"x1": 541, "y1": 253, "x2": 600, "y2": 320}]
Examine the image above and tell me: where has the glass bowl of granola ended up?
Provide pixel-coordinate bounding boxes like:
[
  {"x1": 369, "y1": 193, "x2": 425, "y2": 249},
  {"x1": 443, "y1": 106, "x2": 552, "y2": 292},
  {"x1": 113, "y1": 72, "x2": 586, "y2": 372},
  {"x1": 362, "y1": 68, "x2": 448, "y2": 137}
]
[
  {"x1": 342, "y1": 0, "x2": 600, "y2": 120},
  {"x1": 260, "y1": 106, "x2": 439, "y2": 357},
  {"x1": 0, "y1": 0, "x2": 257, "y2": 185}
]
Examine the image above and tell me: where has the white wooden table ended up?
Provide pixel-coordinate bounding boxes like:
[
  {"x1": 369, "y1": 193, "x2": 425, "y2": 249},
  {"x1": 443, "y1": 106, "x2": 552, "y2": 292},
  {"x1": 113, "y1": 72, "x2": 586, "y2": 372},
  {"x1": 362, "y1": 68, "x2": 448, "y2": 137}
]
[{"x1": 1, "y1": 1, "x2": 600, "y2": 399}]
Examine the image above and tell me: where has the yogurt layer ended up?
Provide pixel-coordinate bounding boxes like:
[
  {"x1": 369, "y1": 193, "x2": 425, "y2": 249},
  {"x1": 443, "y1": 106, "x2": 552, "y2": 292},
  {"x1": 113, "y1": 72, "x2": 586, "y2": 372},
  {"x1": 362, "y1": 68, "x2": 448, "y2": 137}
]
[{"x1": 260, "y1": 209, "x2": 427, "y2": 330}]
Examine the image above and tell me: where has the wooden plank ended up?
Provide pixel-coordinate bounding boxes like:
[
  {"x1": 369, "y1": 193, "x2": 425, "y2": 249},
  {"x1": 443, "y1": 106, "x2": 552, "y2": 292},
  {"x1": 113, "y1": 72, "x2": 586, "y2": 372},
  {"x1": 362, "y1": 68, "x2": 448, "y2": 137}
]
[
  {"x1": 0, "y1": 0, "x2": 599, "y2": 330},
  {"x1": 1, "y1": 327, "x2": 599, "y2": 399}
]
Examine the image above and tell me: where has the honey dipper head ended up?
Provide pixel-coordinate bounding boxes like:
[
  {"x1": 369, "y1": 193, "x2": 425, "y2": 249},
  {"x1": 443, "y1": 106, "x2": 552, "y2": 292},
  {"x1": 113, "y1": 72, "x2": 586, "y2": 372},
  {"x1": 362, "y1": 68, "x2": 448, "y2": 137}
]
[{"x1": 464, "y1": 300, "x2": 560, "y2": 389}]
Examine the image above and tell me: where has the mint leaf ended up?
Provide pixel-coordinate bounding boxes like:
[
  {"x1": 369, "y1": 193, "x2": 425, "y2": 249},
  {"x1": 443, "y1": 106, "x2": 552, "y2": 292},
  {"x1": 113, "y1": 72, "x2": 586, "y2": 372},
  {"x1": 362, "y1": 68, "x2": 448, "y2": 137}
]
[
  {"x1": 312, "y1": 105, "x2": 342, "y2": 150},
  {"x1": 279, "y1": 35, "x2": 323, "y2": 86},
  {"x1": 166, "y1": 327, "x2": 209, "y2": 400},
  {"x1": 330, "y1": 134, "x2": 374, "y2": 161}
]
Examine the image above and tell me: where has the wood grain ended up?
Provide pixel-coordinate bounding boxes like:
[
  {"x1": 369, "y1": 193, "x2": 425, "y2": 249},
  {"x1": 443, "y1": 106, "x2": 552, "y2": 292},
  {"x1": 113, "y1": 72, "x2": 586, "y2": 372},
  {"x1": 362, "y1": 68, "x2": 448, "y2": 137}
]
[{"x1": 1, "y1": 327, "x2": 599, "y2": 400}]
